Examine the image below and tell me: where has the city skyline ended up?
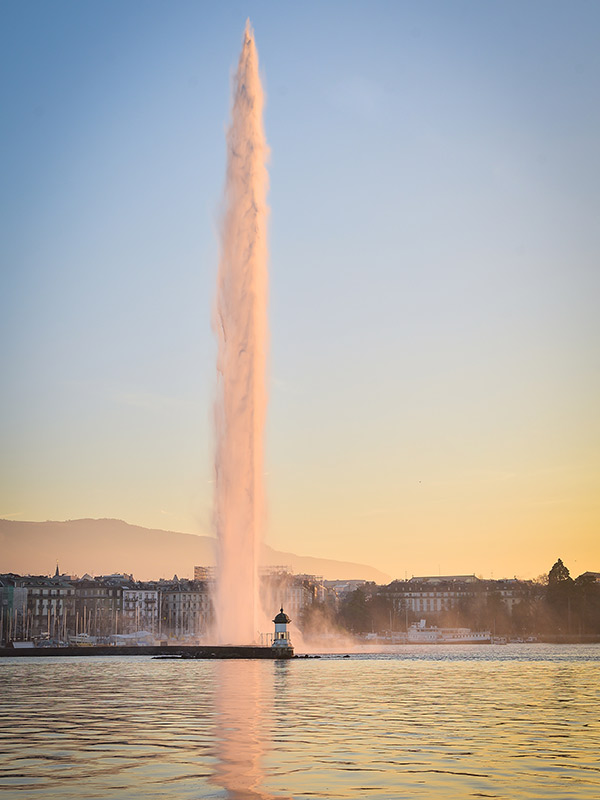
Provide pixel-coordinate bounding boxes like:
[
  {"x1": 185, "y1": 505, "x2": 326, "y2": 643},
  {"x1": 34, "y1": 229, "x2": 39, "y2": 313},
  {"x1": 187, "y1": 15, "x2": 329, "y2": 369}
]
[
  {"x1": 2, "y1": 2, "x2": 599, "y2": 582},
  {"x1": 3, "y1": 559, "x2": 598, "y2": 647}
]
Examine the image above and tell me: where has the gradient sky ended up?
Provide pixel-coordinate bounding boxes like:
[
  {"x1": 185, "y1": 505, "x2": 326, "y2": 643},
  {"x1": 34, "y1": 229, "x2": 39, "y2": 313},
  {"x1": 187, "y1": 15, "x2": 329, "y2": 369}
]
[{"x1": 1, "y1": 1, "x2": 599, "y2": 580}]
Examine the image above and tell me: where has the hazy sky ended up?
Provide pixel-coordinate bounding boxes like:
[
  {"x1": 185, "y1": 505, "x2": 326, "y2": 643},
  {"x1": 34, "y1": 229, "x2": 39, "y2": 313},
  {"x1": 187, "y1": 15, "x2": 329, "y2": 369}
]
[{"x1": 2, "y1": 1, "x2": 599, "y2": 580}]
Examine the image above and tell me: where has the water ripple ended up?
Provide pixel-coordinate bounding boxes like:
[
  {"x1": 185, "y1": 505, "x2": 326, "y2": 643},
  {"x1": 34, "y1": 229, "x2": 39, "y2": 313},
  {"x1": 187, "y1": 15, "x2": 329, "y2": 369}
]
[{"x1": 0, "y1": 647, "x2": 599, "y2": 798}]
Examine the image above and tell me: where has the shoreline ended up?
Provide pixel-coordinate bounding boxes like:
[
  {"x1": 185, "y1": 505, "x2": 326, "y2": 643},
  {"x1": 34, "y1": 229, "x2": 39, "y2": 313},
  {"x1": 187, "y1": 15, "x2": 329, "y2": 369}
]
[{"x1": 2, "y1": 637, "x2": 599, "y2": 658}]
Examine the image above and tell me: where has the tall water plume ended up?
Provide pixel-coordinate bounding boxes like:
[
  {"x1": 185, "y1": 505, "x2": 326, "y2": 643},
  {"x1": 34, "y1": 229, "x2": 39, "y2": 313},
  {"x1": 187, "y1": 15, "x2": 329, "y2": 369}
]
[{"x1": 213, "y1": 22, "x2": 269, "y2": 644}]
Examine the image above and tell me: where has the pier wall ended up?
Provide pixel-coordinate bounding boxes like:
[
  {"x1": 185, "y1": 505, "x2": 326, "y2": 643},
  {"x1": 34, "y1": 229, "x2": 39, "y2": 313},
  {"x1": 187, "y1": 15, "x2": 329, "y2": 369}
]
[{"x1": 0, "y1": 645, "x2": 294, "y2": 659}]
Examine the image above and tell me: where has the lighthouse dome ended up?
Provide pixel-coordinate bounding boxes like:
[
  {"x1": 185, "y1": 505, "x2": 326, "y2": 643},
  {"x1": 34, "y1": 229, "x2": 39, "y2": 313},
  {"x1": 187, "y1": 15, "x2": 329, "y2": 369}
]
[{"x1": 273, "y1": 607, "x2": 291, "y2": 624}]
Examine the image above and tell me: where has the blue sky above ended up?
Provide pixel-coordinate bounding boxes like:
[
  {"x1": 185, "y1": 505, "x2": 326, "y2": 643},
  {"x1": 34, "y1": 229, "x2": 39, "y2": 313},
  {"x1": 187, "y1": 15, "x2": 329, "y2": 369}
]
[{"x1": 1, "y1": 1, "x2": 599, "y2": 578}]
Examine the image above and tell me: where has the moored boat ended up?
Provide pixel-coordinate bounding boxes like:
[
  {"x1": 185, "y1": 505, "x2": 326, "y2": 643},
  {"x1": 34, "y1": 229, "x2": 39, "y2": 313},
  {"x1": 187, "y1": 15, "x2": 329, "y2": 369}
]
[{"x1": 407, "y1": 619, "x2": 491, "y2": 644}]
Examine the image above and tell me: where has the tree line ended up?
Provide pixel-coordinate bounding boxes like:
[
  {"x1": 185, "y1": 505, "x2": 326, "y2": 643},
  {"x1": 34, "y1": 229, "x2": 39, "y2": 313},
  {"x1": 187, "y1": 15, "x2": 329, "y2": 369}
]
[{"x1": 299, "y1": 559, "x2": 600, "y2": 639}]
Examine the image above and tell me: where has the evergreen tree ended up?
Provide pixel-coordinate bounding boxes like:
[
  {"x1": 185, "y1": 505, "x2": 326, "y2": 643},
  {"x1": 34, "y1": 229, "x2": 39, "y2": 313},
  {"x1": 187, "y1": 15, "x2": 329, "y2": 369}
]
[
  {"x1": 548, "y1": 558, "x2": 572, "y2": 585},
  {"x1": 546, "y1": 558, "x2": 574, "y2": 634}
]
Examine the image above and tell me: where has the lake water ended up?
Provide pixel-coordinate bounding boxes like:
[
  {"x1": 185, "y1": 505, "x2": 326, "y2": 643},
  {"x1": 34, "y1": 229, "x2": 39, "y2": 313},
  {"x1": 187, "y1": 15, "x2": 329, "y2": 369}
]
[{"x1": 1, "y1": 645, "x2": 599, "y2": 799}]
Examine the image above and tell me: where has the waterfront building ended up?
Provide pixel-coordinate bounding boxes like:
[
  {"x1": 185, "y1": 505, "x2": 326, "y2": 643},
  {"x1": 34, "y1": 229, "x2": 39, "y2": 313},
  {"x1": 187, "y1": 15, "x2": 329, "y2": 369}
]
[
  {"x1": 0, "y1": 576, "x2": 29, "y2": 642},
  {"x1": 260, "y1": 569, "x2": 328, "y2": 620},
  {"x1": 73, "y1": 579, "x2": 123, "y2": 638},
  {"x1": 323, "y1": 579, "x2": 370, "y2": 601},
  {"x1": 122, "y1": 586, "x2": 159, "y2": 634},
  {"x1": 410, "y1": 575, "x2": 479, "y2": 584},
  {"x1": 579, "y1": 572, "x2": 600, "y2": 583},
  {"x1": 193, "y1": 566, "x2": 215, "y2": 582},
  {"x1": 383, "y1": 576, "x2": 538, "y2": 629},
  {"x1": 385, "y1": 576, "x2": 480, "y2": 616},
  {"x1": 0, "y1": 575, "x2": 76, "y2": 642},
  {"x1": 159, "y1": 579, "x2": 211, "y2": 640}
]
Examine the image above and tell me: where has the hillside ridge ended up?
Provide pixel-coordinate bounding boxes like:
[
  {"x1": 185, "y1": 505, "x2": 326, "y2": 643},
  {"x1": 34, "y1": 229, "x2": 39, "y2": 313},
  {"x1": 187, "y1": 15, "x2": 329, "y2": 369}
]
[{"x1": 0, "y1": 518, "x2": 391, "y2": 583}]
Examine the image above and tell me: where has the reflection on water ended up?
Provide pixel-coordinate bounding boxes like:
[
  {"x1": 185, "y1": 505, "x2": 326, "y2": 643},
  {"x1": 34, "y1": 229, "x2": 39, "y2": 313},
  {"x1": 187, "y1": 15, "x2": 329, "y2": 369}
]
[
  {"x1": 0, "y1": 647, "x2": 599, "y2": 799},
  {"x1": 212, "y1": 660, "x2": 286, "y2": 800}
]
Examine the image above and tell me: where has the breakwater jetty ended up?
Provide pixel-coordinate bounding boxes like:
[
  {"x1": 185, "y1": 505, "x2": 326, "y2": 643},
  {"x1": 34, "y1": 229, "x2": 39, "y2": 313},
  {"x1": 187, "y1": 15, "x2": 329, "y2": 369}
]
[{"x1": 0, "y1": 644, "x2": 294, "y2": 659}]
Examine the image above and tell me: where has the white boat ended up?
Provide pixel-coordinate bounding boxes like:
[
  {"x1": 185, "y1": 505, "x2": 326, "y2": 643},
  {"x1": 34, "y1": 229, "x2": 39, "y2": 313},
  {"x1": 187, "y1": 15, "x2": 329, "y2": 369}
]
[{"x1": 407, "y1": 619, "x2": 491, "y2": 644}]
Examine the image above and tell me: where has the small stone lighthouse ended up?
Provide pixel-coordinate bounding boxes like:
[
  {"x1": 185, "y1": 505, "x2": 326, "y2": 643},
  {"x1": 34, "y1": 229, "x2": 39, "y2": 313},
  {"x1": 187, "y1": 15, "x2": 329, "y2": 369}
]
[{"x1": 272, "y1": 607, "x2": 292, "y2": 650}]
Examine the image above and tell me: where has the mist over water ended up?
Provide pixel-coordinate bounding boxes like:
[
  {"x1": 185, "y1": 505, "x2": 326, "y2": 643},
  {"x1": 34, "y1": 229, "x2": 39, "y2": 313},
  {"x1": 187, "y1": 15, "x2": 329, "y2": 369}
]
[{"x1": 213, "y1": 22, "x2": 269, "y2": 644}]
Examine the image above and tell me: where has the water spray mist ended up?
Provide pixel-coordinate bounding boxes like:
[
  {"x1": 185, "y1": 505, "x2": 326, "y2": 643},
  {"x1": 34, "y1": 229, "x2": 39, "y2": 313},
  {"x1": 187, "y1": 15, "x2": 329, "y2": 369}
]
[{"x1": 213, "y1": 22, "x2": 269, "y2": 644}]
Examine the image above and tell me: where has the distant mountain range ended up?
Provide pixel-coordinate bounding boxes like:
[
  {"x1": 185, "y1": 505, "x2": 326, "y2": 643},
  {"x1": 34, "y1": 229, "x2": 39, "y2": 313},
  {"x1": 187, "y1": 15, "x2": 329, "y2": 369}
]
[{"x1": 0, "y1": 518, "x2": 391, "y2": 583}]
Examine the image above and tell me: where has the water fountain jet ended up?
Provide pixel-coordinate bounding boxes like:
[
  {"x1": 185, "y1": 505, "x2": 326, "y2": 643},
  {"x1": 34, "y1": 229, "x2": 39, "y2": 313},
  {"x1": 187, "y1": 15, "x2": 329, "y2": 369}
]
[{"x1": 212, "y1": 21, "x2": 269, "y2": 645}]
